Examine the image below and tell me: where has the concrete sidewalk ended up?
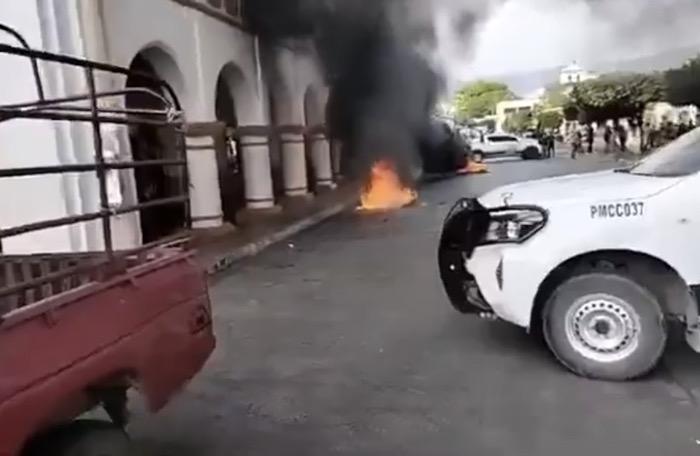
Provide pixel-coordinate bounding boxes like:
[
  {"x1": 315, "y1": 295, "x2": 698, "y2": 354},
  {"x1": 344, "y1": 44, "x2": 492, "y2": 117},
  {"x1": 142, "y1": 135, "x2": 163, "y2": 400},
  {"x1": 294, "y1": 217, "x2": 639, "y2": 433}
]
[{"x1": 196, "y1": 186, "x2": 359, "y2": 277}]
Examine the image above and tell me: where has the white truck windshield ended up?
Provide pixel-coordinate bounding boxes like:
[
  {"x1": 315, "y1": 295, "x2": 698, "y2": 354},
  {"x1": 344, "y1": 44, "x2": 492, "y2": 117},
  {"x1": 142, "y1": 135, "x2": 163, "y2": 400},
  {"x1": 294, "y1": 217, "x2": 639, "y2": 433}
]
[{"x1": 629, "y1": 127, "x2": 700, "y2": 177}]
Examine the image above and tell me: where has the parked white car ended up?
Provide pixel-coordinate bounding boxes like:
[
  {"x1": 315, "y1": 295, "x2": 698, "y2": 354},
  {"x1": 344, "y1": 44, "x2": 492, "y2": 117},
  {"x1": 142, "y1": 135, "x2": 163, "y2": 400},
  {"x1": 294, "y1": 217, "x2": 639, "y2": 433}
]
[{"x1": 470, "y1": 133, "x2": 544, "y2": 160}]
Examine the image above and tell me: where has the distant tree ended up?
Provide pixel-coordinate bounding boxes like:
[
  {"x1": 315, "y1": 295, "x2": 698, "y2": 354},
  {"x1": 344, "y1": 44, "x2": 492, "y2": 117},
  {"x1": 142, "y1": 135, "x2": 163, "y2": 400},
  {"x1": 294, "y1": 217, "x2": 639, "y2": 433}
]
[
  {"x1": 562, "y1": 100, "x2": 580, "y2": 121},
  {"x1": 665, "y1": 55, "x2": 700, "y2": 107},
  {"x1": 474, "y1": 118, "x2": 496, "y2": 132},
  {"x1": 541, "y1": 83, "x2": 569, "y2": 109},
  {"x1": 567, "y1": 72, "x2": 665, "y2": 124},
  {"x1": 503, "y1": 111, "x2": 532, "y2": 133},
  {"x1": 536, "y1": 109, "x2": 564, "y2": 130},
  {"x1": 453, "y1": 80, "x2": 515, "y2": 119},
  {"x1": 453, "y1": 111, "x2": 470, "y2": 125}
]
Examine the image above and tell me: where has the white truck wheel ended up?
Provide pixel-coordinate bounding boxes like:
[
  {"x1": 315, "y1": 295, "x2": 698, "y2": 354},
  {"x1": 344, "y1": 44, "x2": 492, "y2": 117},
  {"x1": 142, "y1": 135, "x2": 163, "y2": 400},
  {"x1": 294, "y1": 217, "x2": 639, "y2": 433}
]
[{"x1": 542, "y1": 271, "x2": 667, "y2": 381}]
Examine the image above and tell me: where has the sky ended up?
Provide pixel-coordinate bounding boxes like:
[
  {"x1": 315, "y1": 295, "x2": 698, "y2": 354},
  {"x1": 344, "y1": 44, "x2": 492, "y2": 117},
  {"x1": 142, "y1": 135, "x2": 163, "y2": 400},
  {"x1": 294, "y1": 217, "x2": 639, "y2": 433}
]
[{"x1": 429, "y1": 0, "x2": 700, "y2": 84}]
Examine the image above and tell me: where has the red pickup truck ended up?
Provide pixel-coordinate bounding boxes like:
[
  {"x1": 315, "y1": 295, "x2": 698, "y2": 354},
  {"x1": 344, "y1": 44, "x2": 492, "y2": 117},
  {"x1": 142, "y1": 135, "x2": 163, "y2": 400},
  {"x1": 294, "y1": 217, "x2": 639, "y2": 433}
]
[{"x1": 0, "y1": 25, "x2": 215, "y2": 456}]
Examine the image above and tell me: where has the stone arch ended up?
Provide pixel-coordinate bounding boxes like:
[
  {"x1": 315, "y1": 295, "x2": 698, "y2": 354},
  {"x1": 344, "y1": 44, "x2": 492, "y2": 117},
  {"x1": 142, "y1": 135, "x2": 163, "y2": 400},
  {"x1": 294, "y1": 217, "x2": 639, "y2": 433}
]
[
  {"x1": 213, "y1": 61, "x2": 256, "y2": 222},
  {"x1": 215, "y1": 61, "x2": 259, "y2": 126},
  {"x1": 124, "y1": 43, "x2": 188, "y2": 244},
  {"x1": 129, "y1": 42, "x2": 186, "y2": 107}
]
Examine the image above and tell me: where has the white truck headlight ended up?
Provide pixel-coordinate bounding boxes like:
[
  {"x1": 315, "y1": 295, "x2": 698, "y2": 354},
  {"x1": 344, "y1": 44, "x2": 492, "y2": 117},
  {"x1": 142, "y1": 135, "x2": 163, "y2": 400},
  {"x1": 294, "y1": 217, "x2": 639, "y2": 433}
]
[{"x1": 484, "y1": 208, "x2": 547, "y2": 243}]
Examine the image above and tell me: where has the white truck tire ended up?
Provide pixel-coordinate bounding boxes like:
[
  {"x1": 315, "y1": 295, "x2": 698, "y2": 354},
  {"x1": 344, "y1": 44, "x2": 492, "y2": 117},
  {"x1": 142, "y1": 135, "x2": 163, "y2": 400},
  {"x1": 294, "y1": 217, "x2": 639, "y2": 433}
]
[{"x1": 542, "y1": 271, "x2": 667, "y2": 381}]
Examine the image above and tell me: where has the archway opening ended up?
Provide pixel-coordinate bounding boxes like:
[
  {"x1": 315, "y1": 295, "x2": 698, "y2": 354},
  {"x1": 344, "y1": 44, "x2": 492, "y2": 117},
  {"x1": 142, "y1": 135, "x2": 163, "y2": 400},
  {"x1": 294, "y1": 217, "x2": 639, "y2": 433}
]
[
  {"x1": 125, "y1": 46, "x2": 186, "y2": 244},
  {"x1": 214, "y1": 63, "x2": 247, "y2": 222}
]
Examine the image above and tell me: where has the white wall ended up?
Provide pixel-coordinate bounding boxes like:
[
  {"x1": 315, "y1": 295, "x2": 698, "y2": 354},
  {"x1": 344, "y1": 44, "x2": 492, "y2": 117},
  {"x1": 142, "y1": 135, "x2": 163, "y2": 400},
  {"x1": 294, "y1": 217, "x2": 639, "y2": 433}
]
[
  {"x1": 495, "y1": 98, "x2": 540, "y2": 131},
  {"x1": 274, "y1": 45, "x2": 326, "y2": 125},
  {"x1": 0, "y1": 0, "x2": 81, "y2": 254},
  {"x1": 0, "y1": 0, "x2": 329, "y2": 254},
  {"x1": 192, "y1": 11, "x2": 264, "y2": 124},
  {"x1": 101, "y1": 0, "x2": 268, "y2": 124},
  {"x1": 101, "y1": 0, "x2": 271, "y2": 228},
  {"x1": 559, "y1": 69, "x2": 597, "y2": 85}
]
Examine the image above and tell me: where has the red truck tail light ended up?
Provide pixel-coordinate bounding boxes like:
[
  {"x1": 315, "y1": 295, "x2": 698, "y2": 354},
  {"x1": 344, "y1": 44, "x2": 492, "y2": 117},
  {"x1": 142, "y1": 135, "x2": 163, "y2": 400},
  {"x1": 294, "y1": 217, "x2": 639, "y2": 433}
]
[{"x1": 189, "y1": 300, "x2": 211, "y2": 334}]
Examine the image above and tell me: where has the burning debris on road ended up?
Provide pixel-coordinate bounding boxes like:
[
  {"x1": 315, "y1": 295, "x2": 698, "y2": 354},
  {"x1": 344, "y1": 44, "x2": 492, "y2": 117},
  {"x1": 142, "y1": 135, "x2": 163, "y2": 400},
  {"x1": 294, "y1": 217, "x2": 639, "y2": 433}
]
[{"x1": 358, "y1": 160, "x2": 418, "y2": 211}]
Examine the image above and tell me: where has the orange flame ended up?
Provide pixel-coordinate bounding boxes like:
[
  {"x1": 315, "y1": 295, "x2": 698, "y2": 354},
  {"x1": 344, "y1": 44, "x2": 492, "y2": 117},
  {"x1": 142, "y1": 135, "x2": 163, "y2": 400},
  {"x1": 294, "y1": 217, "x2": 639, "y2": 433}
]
[
  {"x1": 358, "y1": 160, "x2": 417, "y2": 211},
  {"x1": 457, "y1": 157, "x2": 488, "y2": 175}
]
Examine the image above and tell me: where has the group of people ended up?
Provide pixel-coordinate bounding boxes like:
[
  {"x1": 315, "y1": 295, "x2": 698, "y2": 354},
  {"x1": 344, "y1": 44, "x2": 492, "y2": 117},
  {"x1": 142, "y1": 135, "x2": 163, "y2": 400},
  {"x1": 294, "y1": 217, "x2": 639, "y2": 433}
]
[
  {"x1": 568, "y1": 123, "x2": 629, "y2": 158},
  {"x1": 642, "y1": 121, "x2": 694, "y2": 152},
  {"x1": 525, "y1": 128, "x2": 557, "y2": 157},
  {"x1": 567, "y1": 119, "x2": 696, "y2": 158}
]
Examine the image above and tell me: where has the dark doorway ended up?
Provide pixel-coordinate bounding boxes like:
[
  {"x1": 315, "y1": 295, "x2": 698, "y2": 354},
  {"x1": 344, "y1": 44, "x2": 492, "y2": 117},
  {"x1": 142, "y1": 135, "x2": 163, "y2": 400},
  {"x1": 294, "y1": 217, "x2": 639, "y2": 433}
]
[
  {"x1": 124, "y1": 52, "x2": 186, "y2": 243},
  {"x1": 267, "y1": 90, "x2": 285, "y2": 199},
  {"x1": 214, "y1": 70, "x2": 246, "y2": 222}
]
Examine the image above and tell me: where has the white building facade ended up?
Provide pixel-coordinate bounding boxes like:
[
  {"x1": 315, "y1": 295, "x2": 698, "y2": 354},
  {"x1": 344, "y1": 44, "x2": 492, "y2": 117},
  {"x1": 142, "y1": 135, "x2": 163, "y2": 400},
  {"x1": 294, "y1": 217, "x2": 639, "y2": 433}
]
[
  {"x1": 495, "y1": 98, "x2": 540, "y2": 132},
  {"x1": 0, "y1": 0, "x2": 333, "y2": 254},
  {"x1": 559, "y1": 61, "x2": 597, "y2": 85}
]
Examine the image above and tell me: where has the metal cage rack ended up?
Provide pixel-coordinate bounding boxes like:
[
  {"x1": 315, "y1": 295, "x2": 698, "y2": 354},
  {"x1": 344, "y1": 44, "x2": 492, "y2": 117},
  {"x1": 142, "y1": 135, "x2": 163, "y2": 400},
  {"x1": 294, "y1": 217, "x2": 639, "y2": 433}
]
[{"x1": 0, "y1": 23, "x2": 192, "y2": 304}]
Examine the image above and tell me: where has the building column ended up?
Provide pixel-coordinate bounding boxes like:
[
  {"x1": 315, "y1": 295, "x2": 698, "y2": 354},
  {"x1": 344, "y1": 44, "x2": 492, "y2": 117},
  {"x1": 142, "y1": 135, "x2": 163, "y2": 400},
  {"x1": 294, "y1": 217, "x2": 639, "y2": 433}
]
[
  {"x1": 240, "y1": 134, "x2": 276, "y2": 209},
  {"x1": 280, "y1": 132, "x2": 309, "y2": 197},
  {"x1": 184, "y1": 133, "x2": 224, "y2": 228},
  {"x1": 310, "y1": 134, "x2": 335, "y2": 191}
]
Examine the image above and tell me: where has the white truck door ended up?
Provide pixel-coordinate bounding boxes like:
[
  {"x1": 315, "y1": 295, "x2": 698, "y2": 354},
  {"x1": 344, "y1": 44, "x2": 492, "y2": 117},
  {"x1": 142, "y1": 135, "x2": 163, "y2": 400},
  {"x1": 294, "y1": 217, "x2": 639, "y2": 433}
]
[
  {"x1": 662, "y1": 174, "x2": 700, "y2": 284},
  {"x1": 657, "y1": 174, "x2": 700, "y2": 352}
]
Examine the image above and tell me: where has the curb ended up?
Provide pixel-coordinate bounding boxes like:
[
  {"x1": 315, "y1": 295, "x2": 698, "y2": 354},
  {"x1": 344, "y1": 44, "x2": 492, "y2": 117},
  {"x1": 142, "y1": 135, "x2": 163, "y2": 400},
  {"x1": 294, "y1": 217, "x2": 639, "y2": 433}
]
[{"x1": 205, "y1": 198, "x2": 355, "y2": 277}]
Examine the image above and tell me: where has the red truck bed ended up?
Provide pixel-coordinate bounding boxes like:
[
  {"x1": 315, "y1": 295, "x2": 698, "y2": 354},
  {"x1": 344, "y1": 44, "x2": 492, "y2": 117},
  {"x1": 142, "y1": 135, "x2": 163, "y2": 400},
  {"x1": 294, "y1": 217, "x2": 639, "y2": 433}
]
[
  {"x1": 0, "y1": 25, "x2": 216, "y2": 455},
  {"x1": 0, "y1": 246, "x2": 215, "y2": 456}
]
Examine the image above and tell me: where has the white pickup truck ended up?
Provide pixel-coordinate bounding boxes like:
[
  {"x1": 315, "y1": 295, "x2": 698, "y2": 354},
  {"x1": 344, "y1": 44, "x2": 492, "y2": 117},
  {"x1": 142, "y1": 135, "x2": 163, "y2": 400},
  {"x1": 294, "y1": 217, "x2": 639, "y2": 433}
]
[
  {"x1": 439, "y1": 127, "x2": 700, "y2": 381},
  {"x1": 470, "y1": 133, "x2": 544, "y2": 160}
]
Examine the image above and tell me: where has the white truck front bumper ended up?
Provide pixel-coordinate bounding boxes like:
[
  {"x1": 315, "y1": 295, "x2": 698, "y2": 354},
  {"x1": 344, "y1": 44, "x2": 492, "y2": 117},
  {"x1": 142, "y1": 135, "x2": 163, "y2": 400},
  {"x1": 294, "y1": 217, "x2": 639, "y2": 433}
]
[
  {"x1": 465, "y1": 244, "x2": 550, "y2": 328},
  {"x1": 437, "y1": 197, "x2": 550, "y2": 329}
]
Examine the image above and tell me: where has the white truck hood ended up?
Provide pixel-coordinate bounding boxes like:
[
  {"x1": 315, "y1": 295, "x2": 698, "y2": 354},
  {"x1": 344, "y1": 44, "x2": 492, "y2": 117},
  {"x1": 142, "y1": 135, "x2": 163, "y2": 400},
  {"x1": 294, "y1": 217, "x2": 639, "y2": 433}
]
[{"x1": 478, "y1": 169, "x2": 684, "y2": 207}]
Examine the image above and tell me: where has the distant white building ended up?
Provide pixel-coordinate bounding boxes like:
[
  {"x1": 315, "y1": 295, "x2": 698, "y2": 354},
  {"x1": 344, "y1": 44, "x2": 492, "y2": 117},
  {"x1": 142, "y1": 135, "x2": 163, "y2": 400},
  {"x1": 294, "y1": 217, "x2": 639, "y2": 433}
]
[
  {"x1": 491, "y1": 61, "x2": 599, "y2": 131},
  {"x1": 495, "y1": 98, "x2": 541, "y2": 131},
  {"x1": 559, "y1": 61, "x2": 597, "y2": 85}
]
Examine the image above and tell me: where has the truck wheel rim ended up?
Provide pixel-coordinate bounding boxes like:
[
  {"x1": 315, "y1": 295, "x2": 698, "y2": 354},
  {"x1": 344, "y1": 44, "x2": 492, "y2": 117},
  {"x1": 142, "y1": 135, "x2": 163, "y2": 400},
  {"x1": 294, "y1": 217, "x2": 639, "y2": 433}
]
[{"x1": 564, "y1": 294, "x2": 641, "y2": 363}]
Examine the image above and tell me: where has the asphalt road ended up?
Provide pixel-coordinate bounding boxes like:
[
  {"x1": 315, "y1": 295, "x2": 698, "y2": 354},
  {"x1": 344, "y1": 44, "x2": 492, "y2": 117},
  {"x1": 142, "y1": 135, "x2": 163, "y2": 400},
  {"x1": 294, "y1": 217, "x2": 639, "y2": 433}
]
[{"x1": 130, "y1": 151, "x2": 700, "y2": 456}]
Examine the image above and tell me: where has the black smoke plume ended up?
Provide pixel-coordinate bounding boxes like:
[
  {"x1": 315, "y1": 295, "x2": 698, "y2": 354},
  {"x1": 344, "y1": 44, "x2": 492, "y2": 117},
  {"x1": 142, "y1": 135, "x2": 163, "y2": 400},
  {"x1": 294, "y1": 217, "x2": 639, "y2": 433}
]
[
  {"x1": 244, "y1": 0, "x2": 460, "y2": 185},
  {"x1": 245, "y1": 0, "x2": 700, "y2": 186}
]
